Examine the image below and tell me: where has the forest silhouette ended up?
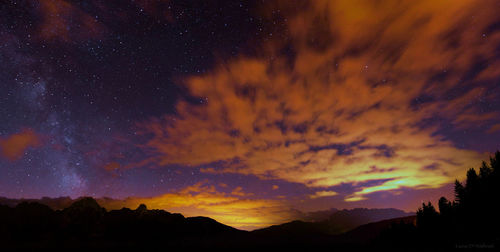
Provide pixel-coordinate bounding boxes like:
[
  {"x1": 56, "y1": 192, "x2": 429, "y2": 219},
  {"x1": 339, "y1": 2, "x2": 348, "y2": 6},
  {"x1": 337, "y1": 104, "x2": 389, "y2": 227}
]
[
  {"x1": 376, "y1": 151, "x2": 500, "y2": 248},
  {"x1": 1, "y1": 151, "x2": 499, "y2": 249}
]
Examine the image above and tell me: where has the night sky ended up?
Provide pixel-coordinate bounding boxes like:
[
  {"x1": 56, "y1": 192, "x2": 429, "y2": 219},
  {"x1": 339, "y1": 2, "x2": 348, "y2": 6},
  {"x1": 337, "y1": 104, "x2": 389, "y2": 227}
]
[{"x1": 1, "y1": 0, "x2": 500, "y2": 230}]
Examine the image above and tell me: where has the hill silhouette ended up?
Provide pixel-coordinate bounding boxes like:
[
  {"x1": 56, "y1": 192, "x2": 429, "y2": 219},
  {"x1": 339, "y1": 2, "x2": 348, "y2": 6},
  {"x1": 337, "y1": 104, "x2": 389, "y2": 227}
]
[{"x1": 332, "y1": 215, "x2": 417, "y2": 245}]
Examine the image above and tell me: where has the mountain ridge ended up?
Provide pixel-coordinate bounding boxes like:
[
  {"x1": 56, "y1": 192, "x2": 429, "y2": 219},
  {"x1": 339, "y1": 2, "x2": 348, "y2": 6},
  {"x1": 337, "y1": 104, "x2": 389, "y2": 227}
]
[
  {"x1": 0, "y1": 196, "x2": 416, "y2": 248},
  {"x1": 0, "y1": 196, "x2": 412, "y2": 231}
]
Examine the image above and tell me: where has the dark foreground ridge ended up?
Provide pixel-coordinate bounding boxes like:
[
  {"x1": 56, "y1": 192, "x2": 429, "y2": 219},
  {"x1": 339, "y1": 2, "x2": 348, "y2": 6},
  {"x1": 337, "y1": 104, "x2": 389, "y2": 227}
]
[
  {"x1": 1, "y1": 151, "x2": 499, "y2": 249},
  {"x1": 0, "y1": 196, "x2": 412, "y2": 249},
  {"x1": 0, "y1": 197, "x2": 246, "y2": 249}
]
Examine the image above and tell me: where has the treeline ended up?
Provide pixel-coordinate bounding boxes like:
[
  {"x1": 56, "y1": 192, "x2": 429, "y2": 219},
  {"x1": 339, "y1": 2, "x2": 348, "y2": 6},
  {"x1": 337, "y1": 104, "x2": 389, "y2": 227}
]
[{"x1": 377, "y1": 151, "x2": 500, "y2": 248}]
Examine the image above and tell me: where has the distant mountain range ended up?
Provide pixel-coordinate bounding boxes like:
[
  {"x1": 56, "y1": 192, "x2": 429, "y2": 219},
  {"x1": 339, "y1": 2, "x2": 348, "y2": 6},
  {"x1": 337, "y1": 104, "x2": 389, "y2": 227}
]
[
  {"x1": 0, "y1": 196, "x2": 77, "y2": 209},
  {"x1": 0, "y1": 196, "x2": 415, "y2": 248},
  {"x1": 0, "y1": 196, "x2": 127, "y2": 210},
  {"x1": 256, "y1": 207, "x2": 413, "y2": 236}
]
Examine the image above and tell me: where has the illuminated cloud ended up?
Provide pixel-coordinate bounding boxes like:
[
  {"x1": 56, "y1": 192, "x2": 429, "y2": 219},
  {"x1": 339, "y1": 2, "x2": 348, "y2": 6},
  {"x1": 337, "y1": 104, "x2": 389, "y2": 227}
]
[
  {"x1": 344, "y1": 195, "x2": 368, "y2": 202},
  {"x1": 103, "y1": 162, "x2": 120, "y2": 171},
  {"x1": 310, "y1": 190, "x2": 338, "y2": 199},
  {"x1": 487, "y1": 124, "x2": 500, "y2": 134},
  {"x1": 98, "y1": 181, "x2": 294, "y2": 230},
  {"x1": 231, "y1": 186, "x2": 254, "y2": 197},
  {"x1": 134, "y1": 0, "x2": 499, "y2": 202},
  {"x1": 0, "y1": 129, "x2": 41, "y2": 161}
]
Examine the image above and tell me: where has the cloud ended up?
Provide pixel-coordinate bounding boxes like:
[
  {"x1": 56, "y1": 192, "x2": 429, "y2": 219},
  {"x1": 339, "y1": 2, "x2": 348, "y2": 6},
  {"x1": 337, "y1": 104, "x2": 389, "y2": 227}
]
[
  {"x1": 97, "y1": 181, "x2": 294, "y2": 230},
  {"x1": 0, "y1": 129, "x2": 42, "y2": 161},
  {"x1": 310, "y1": 190, "x2": 338, "y2": 199},
  {"x1": 344, "y1": 195, "x2": 368, "y2": 202},
  {"x1": 103, "y1": 162, "x2": 120, "y2": 171},
  {"x1": 133, "y1": 0, "x2": 499, "y2": 202},
  {"x1": 231, "y1": 186, "x2": 254, "y2": 197},
  {"x1": 487, "y1": 124, "x2": 500, "y2": 134}
]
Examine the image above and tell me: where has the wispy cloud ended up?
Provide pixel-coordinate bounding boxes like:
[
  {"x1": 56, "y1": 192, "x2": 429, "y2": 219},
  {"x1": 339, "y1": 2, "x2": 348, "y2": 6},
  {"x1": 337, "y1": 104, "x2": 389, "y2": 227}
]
[
  {"x1": 487, "y1": 124, "x2": 500, "y2": 134},
  {"x1": 310, "y1": 190, "x2": 338, "y2": 199}
]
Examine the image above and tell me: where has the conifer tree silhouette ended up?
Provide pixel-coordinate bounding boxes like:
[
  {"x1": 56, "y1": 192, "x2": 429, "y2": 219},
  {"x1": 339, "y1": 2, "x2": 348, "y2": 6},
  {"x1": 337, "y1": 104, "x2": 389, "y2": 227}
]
[
  {"x1": 415, "y1": 151, "x2": 500, "y2": 246},
  {"x1": 379, "y1": 151, "x2": 500, "y2": 248}
]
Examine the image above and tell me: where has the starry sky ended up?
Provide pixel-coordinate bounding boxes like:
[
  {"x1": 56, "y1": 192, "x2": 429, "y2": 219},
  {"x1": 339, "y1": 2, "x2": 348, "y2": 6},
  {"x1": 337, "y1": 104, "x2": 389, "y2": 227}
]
[{"x1": 1, "y1": 0, "x2": 500, "y2": 230}]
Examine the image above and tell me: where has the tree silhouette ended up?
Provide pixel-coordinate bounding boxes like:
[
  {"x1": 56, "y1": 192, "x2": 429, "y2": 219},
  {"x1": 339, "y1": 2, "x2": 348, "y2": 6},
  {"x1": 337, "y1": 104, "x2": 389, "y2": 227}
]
[
  {"x1": 416, "y1": 202, "x2": 438, "y2": 230},
  {"x1": 376, "y1": 151, "x2": 500, "y2": 248},
  {"x1": 413, "y1": 150, "x2": 500, "y2": 247},
  {"x1": 454, "y1": 179, "x2": 465, "y2": 205},
  {"x1": 437, "y1": 197, "x2": 452, "y2": 216}
]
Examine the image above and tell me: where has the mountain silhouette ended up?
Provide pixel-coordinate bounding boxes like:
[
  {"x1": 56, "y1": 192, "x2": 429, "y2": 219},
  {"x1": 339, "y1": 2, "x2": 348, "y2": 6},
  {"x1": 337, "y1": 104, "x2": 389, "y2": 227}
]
[
  {"x1": 0, "y1": 197, "x2": 243, "y2": 249},
  {"x1": 0, "y1": 196, "x2": 415, "y2": 249},
  {"x1": 320, "y1": 208, "x2": 412, "y2": 234},
  {"x1": 332, "y1": 215, "x2": 417, "y2": 245},
  {"x1": 254, "y1": 208, "x2": 412, "y2": 237},
  {"x1": 295, "y1": 207, "x2": 339, "y2": 222},
  {"x1": 0, "y1": 196, "x2": 74, "y2": 209}
]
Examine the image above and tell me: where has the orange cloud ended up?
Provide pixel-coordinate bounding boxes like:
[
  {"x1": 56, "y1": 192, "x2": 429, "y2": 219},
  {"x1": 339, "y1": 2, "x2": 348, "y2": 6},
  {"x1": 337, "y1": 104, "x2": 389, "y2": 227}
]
[
  {"x1": 103, "y1": 162, "x2": 120, "y2": 171},
  {"x1": 310, "y1": 190, "x2": 338, "y2": 199},
  {"x1": 487, "y1": 124, "x2": 500, "y2": 134},
  {"x1": 136, "y1": 0, "x2": 499, "y2": 202},
  {"x1": 0, "y1": 129, "x2": 41, "y2": 161},
  {"x1": 231, "y1": 186, "x2": 254, "y2": 197},
  {"x1": 98, "y1": 181, "x2": 294, "y2": 230}
]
